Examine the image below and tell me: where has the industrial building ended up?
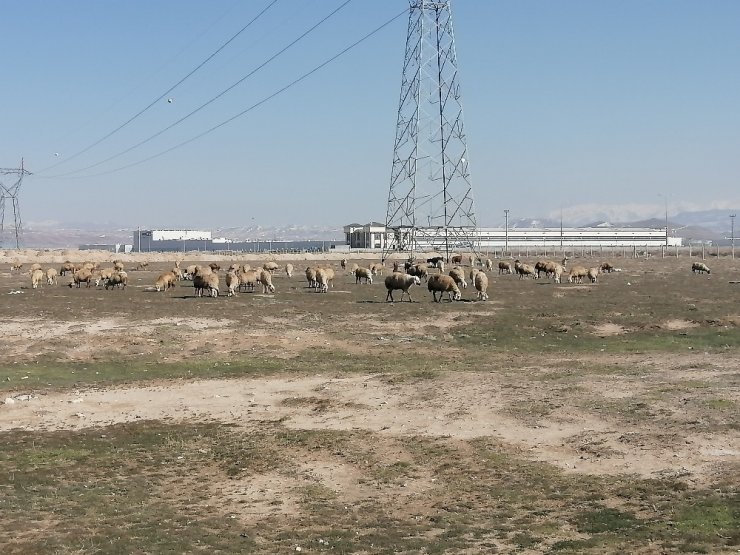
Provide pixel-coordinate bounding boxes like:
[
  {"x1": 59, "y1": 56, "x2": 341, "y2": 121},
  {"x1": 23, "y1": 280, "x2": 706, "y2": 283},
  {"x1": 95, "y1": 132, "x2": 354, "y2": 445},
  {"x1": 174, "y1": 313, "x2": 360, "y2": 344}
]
[
  {"x1": 343, "y1": 223, "x2": 682, "y2": 251},
  {"x1": 132, "y1": 229, "x2": 336, "y2": 253}
]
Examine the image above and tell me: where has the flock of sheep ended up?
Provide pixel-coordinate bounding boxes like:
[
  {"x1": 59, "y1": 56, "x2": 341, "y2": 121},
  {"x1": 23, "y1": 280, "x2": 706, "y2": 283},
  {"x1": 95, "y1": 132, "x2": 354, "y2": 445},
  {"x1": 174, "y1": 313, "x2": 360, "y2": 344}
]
[{"x1": 8, "y1": 255, "x2": 712, "y2": 302}]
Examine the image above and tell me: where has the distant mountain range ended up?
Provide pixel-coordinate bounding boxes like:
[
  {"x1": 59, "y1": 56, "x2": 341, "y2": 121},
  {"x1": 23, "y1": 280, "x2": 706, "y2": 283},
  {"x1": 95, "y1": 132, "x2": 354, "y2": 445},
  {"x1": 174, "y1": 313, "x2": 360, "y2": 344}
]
[{"x1": 4, "y1": 210, "x2": 737, "y2": 248}]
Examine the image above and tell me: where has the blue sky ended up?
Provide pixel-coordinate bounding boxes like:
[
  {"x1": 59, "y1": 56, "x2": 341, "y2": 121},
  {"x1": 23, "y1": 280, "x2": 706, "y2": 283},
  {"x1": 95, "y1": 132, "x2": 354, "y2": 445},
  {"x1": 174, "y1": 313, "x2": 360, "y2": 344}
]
[{"x1": 3, "y1": 1, "x2": 739, "y2": 229}]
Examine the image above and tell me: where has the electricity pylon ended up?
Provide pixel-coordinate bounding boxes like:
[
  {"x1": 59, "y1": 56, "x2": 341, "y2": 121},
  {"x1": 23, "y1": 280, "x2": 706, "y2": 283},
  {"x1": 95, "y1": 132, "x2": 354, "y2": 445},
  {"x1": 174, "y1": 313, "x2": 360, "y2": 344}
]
[
  {"x1": 383, "y1": 0, "x2": 478, "y2": 262},
  {"x1": 0, "y1": 160, "x2": 31, "y2": 249}
]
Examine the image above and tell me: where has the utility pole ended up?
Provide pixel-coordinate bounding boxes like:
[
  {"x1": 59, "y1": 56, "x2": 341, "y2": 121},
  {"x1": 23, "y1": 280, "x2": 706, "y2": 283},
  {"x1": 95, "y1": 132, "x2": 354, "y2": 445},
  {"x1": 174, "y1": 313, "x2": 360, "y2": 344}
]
[
  {"x1": 731, "y1": 214, "x2": 736, "y2": 259},
  {"x1": 0, "y1": 159, "x2": 31, "y2": 249},
  {"x1": 504, "y1": 209, "x2": 509, "y2": 256}
]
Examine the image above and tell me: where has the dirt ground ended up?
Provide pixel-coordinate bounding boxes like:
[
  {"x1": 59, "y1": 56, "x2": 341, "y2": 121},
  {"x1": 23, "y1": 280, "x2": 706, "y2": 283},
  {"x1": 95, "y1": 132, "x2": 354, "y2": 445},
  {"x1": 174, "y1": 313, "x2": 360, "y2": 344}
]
[{"x1": 0, "y1": 250, "x2": 738, "y2": 553}]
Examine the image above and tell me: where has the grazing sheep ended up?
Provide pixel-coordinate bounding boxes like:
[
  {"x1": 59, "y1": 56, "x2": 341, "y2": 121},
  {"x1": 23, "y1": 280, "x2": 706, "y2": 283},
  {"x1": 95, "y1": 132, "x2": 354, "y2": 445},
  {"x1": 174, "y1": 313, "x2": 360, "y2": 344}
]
[
  {"x1": 305, "y1": 267, "x2": 318, "y2": 289},
  {"x1": 194, "y1": 271, "x2": 219, "y2": 297},
  {"x1": 484, "y1": 258, "x2": 493, "y2": 271},
  {"x1": 340, "y1": 258, "x2": 347, "y2": 270},
  {"x1": 263, "y1": 261, "x2": 279, "y2": 273},
  {"x1": 600, "y1": 262, "x2": 615, "y2": 273},
  {"x1": 469, "y1": 267, "x2": 481, "y2": 284},
  {"x1": 498, "y1": 261, "x2": 513, "y2": 275},
  {"x1": 545, "y1": 262, "x2": 566, "y2": 284},
  {"x1": 384, "y1": 272, "x2": 421, "y2": 302},
  {"x1": 348, "y1": 262, "x2": 359, "y2": 276},
  {"x1": 427, "y1": 274, "x2": 461, "y2": 302},
  {"x1": 69, "y1": 268, "x2": 93, "y2": 288},
  {"x1": 534, "y1": 261, "x2": 549, "y2": 279},
  {"x1": 355, "y1": 267, "x2": 373, "y2": 284},
  {"x1": 60, "y1": 261, "x2": 75, "y2": 276},
  {"x1": 184, "y1": 264, "x2": 198, "y2": 280},
  {"x1": 408, "y1": 263, "x2": 429, "y2": 282},
  {"x1": 451, "y1": 254, "x2": 463, "y2": 265},
  {"x1": 30, "y1": 269, "x2": 44, "y2": 289},
  {"x1": 46, "y1": 268, "x2": 58, "y2": 285},
  {"x1": 514, "y1": 260, "x2": 536, "y2": 279},
  {"x1": 93, "y1": 268, "x2": 115, "y2": 287},
  {"x1": 113, "y1": 260, "x2": 124, "y2": 272},
  {"x1": 29, "y1": 263, "x2": 42, "y2": 272},
  {"x1": 318, "y1": 267, "x2": 335, "y2": 289},
  {"x1": 225, "y1": 271, "x2": 240, "y2": 296},
  {"x1": 370, "y1": 263, "x2": 385, "y2": 276},
  {"x1": 393, "y1": 260, "x2": 401, "y2": 273},
  {"x1": 154, "y1": 271, "x2": 177, "y2": 292},
  {"x1": 285, "y1": 263, "x2": 294, "y2": 278},
  {"x1": 208, "y1": 262, "x2": 221, "y2": 272},
  {"x1": 474, "y1": 271, "x2": 489, "y2": 300},
  {"x1": 238, "y1": 269, "x2": 259, "y2": 292},
  {"x1": 10, "y1": 262, "x2": 23, "y2": 273},
  {"x1": 105, "y1": 271, "x2": 128, "y2": 290},
  {"x1": 427, "y1": 256, "x2": 444, "y2": 269},
  {"x1": 136, "y1": 262, "x2": 149, "y2": 271},
  {"x1": 587, "y1": 267, "x2": 600, "y2": 283},
  {"x1": 258, "y1": 269, "x2": 275, "y2": 293},
  {"x1": 449, "y1": 267, "x2": 468, "y2": 289},
  {"x1": 468, "y1": 255, "x2": 475, "y2": 267},
  {"x1": 172, "y1": 267, "x2": 184, "y2": 281},
  {"x1": 691, "y1": 262, "x2": 711, "y2": 274},
  {"x1": 568, "y1": 265, "x2": 588, "y2": 284}
]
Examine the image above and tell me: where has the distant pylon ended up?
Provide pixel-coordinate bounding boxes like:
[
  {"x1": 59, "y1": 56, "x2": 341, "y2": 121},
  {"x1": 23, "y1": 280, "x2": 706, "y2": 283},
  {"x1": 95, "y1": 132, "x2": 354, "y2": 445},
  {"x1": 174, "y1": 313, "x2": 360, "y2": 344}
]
[
  {"x1": 0, "y1": 159, "x2": 31, "y2": 249},
  {"x1": 383, "y1": 0, "x2": 478, "y2": 262}
]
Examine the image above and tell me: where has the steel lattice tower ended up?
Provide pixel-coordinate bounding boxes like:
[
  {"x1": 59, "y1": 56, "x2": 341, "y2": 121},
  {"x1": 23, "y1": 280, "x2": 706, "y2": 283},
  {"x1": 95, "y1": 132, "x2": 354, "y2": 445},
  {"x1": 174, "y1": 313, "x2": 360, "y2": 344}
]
[
  {"x1": 383, "y1": 0, "x2": 477, "y2": 262},
  {"x1": 0, "y1": 160, "x2": 31, "y2": 249}
]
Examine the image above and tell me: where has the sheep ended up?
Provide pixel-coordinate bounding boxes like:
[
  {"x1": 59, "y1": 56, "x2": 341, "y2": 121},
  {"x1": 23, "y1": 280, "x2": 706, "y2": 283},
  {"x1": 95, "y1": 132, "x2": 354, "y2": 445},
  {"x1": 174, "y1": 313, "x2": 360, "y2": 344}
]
[
  {"x1": 315, "y1": 268, "x2": 331, "y2": 293},
  {"x1": 208, "y1": 262, "x2": 221, "y2": 272},
  {"x1": 318, "y1": 267, "x2": 335, "y2": 289},
  {"x1": 184, "y1": 264, "x2": 198, "y2": 280},
  {"x1": 451, "y1": 254, "x2": 463, "y2": 265},
  {"x1": 113, "y1": 260, "x2": 124, "y2": 272},
  {"x1": 225, "y1": 271, "x2": 240, "y2": 296},
  {"x1": 305, "y1": 267, "x2": 318, "y2": 289},
  {"x1": 544, "y1": 262, "x2": 566, "y2": 283},
  {"x1": 384, "y1": 272, "x2": 421, "y2": 302},
  {"x1": 194, "y1": 271, "x2": 219, "y2": 297},
  {"x1": 340, "y1": 258, "x2": 347, "y2": 270},
  {"x1": 348, "y1": 262, "x2": 359, "y2": 276},
  {"x1": 258, "y1": 269, "x2": 275, "y2": 293},
  {"x1": 568, "y1": 265, "x2": 588, "y2": 284},
  {"x1": 468, "y1": 255, "x2": 475, "y2": 267},
  {"x1": 355, "y1": 267, "x2": 373, "y2": 284},
  {"x1": 427, "y1": 274, "x2": 461, "y2": 302},
  {"x1": 30, "y1": 269, "x2": 45, "y2": 289},
  {"x1": 587, "y1": 267, "x2": 601, "y2": 283},
  {"x1": 498, "y1": 261, "x2": 513, "y2": 275},
  {"x1": 514, "y1": 260, "x2": 536, "y2": 279},
  {"x1": 263, "y1": 261, "x2": 279, "y2": 273},
  {"x1": 285, "y1": 263, "x2": 294, "y2": 278},
  {"x1": 474, "y1": 271, "x2": 489, "y2": 300},
  {"x1": 44, "y1": 268, "x2": 58, "y2": 285},
  {"x1": 427, "y1": 256, "x2": 444, "y2": 269},
  {"x1": 692, "y1": 262, "x2": 711, "y2": 274},
  {"x1": 484, "y1": 258, "x2": 493, "y2": 271},
  {"x1": 29, "y1": 263, "x2": 42, "y2": 272},
  {"x1": 10, "y1": 262, "x2": 23, "y2": 273},
  {"x1": 172, "y1": 267, "x2": 184, "y2": 281},
  {"x1": 600, "y1": 262, "x2": 615, "y2": 273},
  {"x1": 105, "y1": 271, "x2": 128, "y2": 290},
  {"x1": 154, "y1": 271, "x2": 177, "y2": 292},
  {"x1": 238, "y1": 269, "x2": 259, "y2": 292},
  {"x1": 60, "y1": 261, "x2": 75, "y2": 276},
  {"x1": 136, "y1": 262, "x2": 149, "y2": 271},
  {"x1": 449, "y1": 267, "x2": 468, "y2": 289},
  {"x1": 534, "y1": 261, "x2": 549, "y2": 279},
  {"x1": 392, "y1": 260, "x2": 401, "y2": 273},
  {"x1": 370, "y1": 263, "x2": 385, "y2": 276},
  {"x1": 408, "y1": 263, "x2": 429, "y2": 281},
  {"x1": 69, "y1": 268, "x2": 93, "y2": 288},
  {"x1": 469, "y1": 267, "x2": 481, "y2": 284}
]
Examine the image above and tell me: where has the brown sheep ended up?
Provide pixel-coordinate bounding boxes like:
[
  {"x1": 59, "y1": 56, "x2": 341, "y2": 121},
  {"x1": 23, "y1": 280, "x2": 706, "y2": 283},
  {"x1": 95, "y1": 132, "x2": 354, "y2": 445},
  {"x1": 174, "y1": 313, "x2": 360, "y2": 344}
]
[
  {"x1": 154, "y1": 271, "x2": 177, "y2": 292},
  {"x1": 427, "y1": 274, "x2": 461, "y2": 302}
]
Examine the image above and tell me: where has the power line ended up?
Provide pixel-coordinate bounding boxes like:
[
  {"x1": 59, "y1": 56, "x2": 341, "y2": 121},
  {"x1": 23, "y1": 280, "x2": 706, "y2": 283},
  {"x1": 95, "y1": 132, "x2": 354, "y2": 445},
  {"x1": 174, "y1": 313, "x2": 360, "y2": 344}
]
[
  {"x1": 43, "y1": 0, "x2": 356, "y2": 179},
  {"x1": 35, "y1": 0, "x2": 281, "y2": 176},
  {"x1": 63, "y1": 8, "x2": 408, "y2": 179}
]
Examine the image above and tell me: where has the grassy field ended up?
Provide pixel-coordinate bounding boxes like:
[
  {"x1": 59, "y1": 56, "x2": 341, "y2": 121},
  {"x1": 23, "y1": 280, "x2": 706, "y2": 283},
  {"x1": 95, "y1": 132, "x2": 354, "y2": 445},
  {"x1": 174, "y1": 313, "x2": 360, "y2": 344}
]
[{"x1": 0, "y1": 254, "x2": 738, "y2": 554}]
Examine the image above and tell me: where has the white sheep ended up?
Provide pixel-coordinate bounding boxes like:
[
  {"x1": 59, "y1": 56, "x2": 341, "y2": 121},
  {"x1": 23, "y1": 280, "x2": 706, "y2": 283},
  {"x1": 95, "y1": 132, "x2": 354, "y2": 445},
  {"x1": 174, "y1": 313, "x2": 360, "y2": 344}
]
[
  {"x1": 194, "y1": 270, "x2": 219, "y2": 297},
  {"x1": 474, "y1": 271, "x2": 489, "y2": 300},
  {"x1": 370, "y1": 263, "x2": 385, "y2": 276},
  {"x1": 258, "y1": 269, "x2": 275, "y2": 293},
  {"x1": 105, "y1": 271, "x2": 128, "y2": 290},
  {"x1": 46, "y1": 268, "x2": 58, "y2": 285},
  {"x1": 30, "y1": 269, "x2": 45, "y2": 289},
  {"x1": 305, "y1": 267, "x2": 318, "y2": 289},
  {"x1": 238, "y1": 269, "x2": 259, "y2": 292},
  {"x1": 263, "y1": 261, "x2": 279, "y2": 273},
  {"x1": 113, "y1": 260, "x2": 124, "y2": 272},
  {"x1": 285, "y1": 263, "x2": 294, "y2": 278},
  {"x1": 225, "y1": 271, "x2": 240, "y2": 296},
  {"x1": 355, "y1": 267, "x2": 373, "y2": 284},
  {"x1": 469, "y1": 267, "x2": 481, "y2": 284},
  {"x1": 484, "y1": 258, "x2": 493, "y2": 271},
  {"x1": 408, "y1": 263, "x2": 429, "y2": 282},
  {"x1": 315, "y1": 268, "x2": 331, "y2": 293},
  {"x1": 587, "y1": 267, "x2": 600, "y2": 283},
  {"x1": 384, "y1": 272, "x2": 421, "y2": 302},
  {"x1": 427, "y1": 274, "x2": 461, "y2": 302},
  {"x1": 568, "y1": 265, "x2": 588, "y2": 284}
]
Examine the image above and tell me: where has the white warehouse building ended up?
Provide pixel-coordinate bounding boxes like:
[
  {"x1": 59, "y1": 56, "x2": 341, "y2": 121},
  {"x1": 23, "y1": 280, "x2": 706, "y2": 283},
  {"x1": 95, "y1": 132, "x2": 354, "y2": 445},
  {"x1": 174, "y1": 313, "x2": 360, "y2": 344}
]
[{"x1": 343, "y1": 223, "x2": 682, "y2": 251}]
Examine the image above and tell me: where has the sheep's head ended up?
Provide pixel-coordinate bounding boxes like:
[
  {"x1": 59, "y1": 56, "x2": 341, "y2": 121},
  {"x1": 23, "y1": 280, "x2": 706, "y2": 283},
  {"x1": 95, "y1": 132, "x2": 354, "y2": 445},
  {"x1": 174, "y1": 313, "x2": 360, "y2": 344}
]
[
  {"x1": 411, "y1": 275, "x2": 421, "y2": 286},
  {"x1": 453, "y1": 290, "x2": 462, "y2": 301}
]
